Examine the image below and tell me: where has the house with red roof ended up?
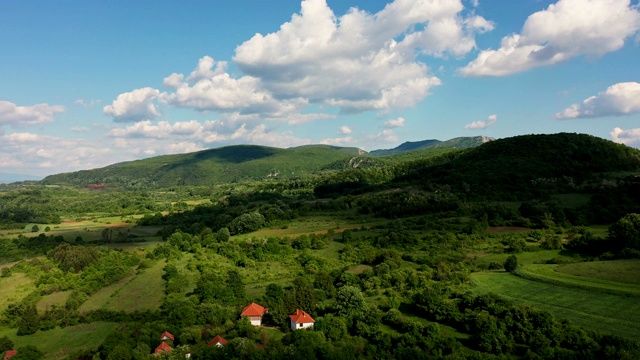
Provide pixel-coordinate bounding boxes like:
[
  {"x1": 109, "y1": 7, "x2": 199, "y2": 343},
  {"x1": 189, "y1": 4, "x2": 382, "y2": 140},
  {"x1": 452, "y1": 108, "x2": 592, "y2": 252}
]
[
  {"x1": 160, "y1": 331, "x2": 175, "y2": 341},
  {"x1": 154, "y1": 341, "x2": 172, "y2": 355},
  {"x1": 289, "y1": 309, "x2": 315, "y2": 331},
  {"x1": 241, "y1": 302, "x2": 268, "y2": 326},
  {"x1": 3, "y1": 350, "x2": 17, "y2": 360},
  {"x1": 206, "y1": 335, "x2": 228, "y2": 347}
]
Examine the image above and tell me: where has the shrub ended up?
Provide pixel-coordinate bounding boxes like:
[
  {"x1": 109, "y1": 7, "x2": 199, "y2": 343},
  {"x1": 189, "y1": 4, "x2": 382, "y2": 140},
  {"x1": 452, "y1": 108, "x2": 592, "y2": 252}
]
[{"x1": 504, "y1": 255, "x2": 518, "y2": 272}]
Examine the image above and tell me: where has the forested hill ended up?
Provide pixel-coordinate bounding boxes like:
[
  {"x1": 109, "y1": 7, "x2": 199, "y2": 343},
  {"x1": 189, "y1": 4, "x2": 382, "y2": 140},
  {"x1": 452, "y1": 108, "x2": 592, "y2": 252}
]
[
  {"x1": 370, "y1": 136, "x2": 493, "y2": 156},
  {"x1": 395, "y1": 133, "x2": 640, "y2": 199},
  {"x1": 40, "y1": 144, "x2": 368, "y2": 188}
]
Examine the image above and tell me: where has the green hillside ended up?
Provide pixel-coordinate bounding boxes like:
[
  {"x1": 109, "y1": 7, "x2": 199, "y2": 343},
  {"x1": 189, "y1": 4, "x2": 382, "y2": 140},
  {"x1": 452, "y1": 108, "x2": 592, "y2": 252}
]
[
  {"x1": 370, "y1": 136, "x2": 491, "y2": 156},
  {"x1": 395, "y1": 133, "x2": 640, "y2": 199},
  {"x1": 41, "y1": 145, "x2": 367, "y2": 188}
]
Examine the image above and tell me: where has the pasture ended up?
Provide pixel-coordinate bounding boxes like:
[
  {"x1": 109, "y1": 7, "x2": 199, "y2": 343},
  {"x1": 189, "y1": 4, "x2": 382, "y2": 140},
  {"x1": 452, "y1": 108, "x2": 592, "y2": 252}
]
[
  {"x1": 36, "y1": 291, "x2": 72, "y2": 312},
  {"x1": 102, "y1": 260, "x2": 166, "y2": 312},
  {"x1": 0, "y1": 322, "x2": 116, "y2": 360},
  {"x1": 470, "y1": 271, "x2": 640, "y2": 340},
  {"x1": 556, "y1": 259, "x2": 640, "y2": 285},
  {"x1": 0, "y1": 273, "x2": 34, "y2": 313},
  {"x1": 79, "y1": 260, "x2": 166, "y2": 313}
]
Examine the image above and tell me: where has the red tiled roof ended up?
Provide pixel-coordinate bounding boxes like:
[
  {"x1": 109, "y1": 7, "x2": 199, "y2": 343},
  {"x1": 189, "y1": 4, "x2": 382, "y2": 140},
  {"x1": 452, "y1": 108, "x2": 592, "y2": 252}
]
[
  {"x1": 207, "y1": 335, "x2": 228, "y2": 347},
  {"x1": 160, "y1": 331, "x2": 175, "y2": 341},
  {"x1": 154, "y1": 341, "x2": 172, "y2": 354},
  {"x1": 241, "y1": 302, "x2": 268, "y2": 317},
  {"x1": 3, "y1": 350, "x2": 17, "y2": 360},
  {"x1": 289, "y1": 309, "x2": 315, "y2": 324}
]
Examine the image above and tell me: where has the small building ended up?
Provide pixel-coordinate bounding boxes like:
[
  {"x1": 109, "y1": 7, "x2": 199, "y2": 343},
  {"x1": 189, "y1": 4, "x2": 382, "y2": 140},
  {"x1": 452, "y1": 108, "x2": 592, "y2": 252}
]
[
  {"x1": 154, "y1": 341, "x2": 172, "y2": 355},
  {"x1": 3, "y1": 350, "x2": 17, "y2": 360},
  {"x1": 289, "y1": 309, "x2": 315, "y2": 331},
  {"x1": 206, "y1": 335, "x2": 228, "y2": 347},
  {"x1": 241, "y1": 302, "x2": 268, "y2": 326},
  {"x1": 160, "y1": 331, "x2": 175, "y2": 342}
]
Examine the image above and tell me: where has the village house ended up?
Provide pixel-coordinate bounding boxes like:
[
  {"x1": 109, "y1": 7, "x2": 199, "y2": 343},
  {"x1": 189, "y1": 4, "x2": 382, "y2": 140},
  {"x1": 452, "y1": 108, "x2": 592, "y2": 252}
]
[
  {"x1": 160, "y1": 331, "x2": 175, "y2": 342},
  {"x1": 240, "y1": 302, "x2": 268, "y2": 326},
  {"x1": 206, "y1": 335, "x2": 228, "y2": 347},
  {"x1": 289, "y1": 309, "x2": 315, "y2": 331},
  {"x1": 154, "y1": 341, "x2": 172, "y2": 355},
  {"x1": 3, "y1": 350, "x2": 16, "y2": 360}
]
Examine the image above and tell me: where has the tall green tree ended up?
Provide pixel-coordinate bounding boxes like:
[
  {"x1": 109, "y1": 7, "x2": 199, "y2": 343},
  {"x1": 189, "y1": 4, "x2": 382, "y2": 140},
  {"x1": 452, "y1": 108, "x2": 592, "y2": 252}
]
[
  {"x1": 335, "y1": 286, "x2": 365, "y2": 317},
  {"x1": 608, "y1": 213, "x2": 640, "y2": 252},
  {"x1": 504, "y1": 255, "x2": 518, "y2": 273},
  {"x1": 17, "y1": 304, "x2": 39, "y2": 336}
]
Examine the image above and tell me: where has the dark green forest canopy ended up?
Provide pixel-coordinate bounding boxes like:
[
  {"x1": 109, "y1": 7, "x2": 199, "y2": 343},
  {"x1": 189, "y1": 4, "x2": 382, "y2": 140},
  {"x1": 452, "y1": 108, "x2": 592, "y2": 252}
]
[{"x1": 393, "y1": 133, "x2": 640, "y2": 199}]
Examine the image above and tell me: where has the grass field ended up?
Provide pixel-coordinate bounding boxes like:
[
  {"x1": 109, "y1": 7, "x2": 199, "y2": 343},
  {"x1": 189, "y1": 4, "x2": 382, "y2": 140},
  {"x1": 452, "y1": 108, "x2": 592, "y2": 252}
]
[
  {"x1": 470, "y1": 271, "x2": 640, "y2": 340},
  {"x1": 102, "y1": 260, "x2": 166, "y2": 312},
  {"x1": 519, "y1": 263, "x2": 640, "y2": 296},
  {"x1": 0, "y1": 322, "x2": 117, "y2": 360},
  {"x1": 471, "y1": 249, "x2": 581, "y2": 268},
  {"x1": 550, "y1": 193, "x2": 593, "y2": 209},
  {"x1": 0, "y1": 273, "x2": 34, "y2": 313},
  {"x1": 556, "y1": 260, "x2": 640, "y2": 285},
  {"x1": 78, "y1": 271, "x2": 137, "y2": 313},
  {"x1": 37, "y1": 291, "x2": 72, "y2": 312}
]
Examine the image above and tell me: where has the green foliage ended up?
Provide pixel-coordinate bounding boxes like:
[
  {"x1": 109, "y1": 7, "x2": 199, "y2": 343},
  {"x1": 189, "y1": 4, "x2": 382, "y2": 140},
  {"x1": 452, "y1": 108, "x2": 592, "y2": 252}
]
[
  {"x1": 504, "y1": 255, "x2": 518, "y2": 272},
  {"x1": 335, "y1": 285, "x2": 365, "y2": 316},
  {"x1": 17, "y1": 304, "x2": 40, "y2": 336},
  {"x1": 12, "y1": 345, "x2": 44, "y2": 360},
  {"x1": 608, "y1": 213, "x2": 640, "y2": 252},
  {"x1": 229, "y1": 212, "x2": 265, "y2": 235},
  {"x1": 0, "y1": 335, "x2": 14, "y2": 353},
  {"x1": 47, "y1": 243, "x2": 99, "y2": 272}
]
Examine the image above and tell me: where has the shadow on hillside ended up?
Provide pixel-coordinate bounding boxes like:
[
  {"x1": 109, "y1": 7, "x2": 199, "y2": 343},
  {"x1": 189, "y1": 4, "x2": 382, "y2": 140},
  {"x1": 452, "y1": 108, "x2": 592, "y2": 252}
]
[{"x1": 193, "y1": 146, "x2": 277, "y2": 163}]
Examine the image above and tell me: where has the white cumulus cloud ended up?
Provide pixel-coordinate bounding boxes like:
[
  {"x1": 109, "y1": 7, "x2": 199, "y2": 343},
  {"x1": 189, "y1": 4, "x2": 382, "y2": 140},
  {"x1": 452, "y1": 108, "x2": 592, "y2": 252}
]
[
  {"x1": 0, "y1": 132, "x2": 113, "y2": 174},
  {"x1": 460, "y1": 0, "x2": 640, "y2": 76},
  {"x1": 339, "y1": 126, "x2": 353, "y2": 135},
  {"x1": 465, "y1": 114, "x2": 497, "y2": 129},
  {"x1": 384, "y1": 117, "x2": 406, "y2": 128},
  {"x1": 233, "y1": 0, "x2": 490, "y2": 113},
  {"x1": 0, "y1": 101, "x2": 64, "y2": 127},
  {"x1": 103, "y1": 87, "x2": 161, "y2": 122},
  {"x1": 556, "y1": 82, "x2": 640, "y2": 119},
  {"x1": 611, "y1": 127, "x2": 640, "y2": 146}
]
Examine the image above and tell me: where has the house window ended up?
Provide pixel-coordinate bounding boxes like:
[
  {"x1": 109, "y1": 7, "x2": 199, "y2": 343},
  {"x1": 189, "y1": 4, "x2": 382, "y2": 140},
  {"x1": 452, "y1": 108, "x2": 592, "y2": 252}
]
[{"x1": 299, "y1": 323, "x2": 302, "y2": 328}]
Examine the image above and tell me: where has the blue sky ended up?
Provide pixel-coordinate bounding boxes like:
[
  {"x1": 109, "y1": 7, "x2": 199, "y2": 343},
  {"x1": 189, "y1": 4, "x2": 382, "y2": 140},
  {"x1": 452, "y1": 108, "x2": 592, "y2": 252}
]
[{"x1": 1, "y1": 0, "x2": 639, "y2": 177}]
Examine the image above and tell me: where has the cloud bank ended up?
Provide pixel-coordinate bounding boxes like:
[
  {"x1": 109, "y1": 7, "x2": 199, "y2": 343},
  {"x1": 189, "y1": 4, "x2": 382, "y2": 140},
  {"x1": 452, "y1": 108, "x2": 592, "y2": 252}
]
[
  {"x1": 460, "y1": 0, "x2": 640, "y2": 76},
  {"x1": 556, "y1": 82, "x2": 640, "y2": 119},
  {"x1": 0, "y1": 101, "x2": 64, "y2": 127}
]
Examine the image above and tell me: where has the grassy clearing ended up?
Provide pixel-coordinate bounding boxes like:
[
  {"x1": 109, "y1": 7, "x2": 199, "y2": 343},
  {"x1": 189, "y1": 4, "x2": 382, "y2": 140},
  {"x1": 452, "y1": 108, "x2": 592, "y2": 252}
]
[
  {"x1": 556, "y1": 260, "x2": 640, "y2": 285},
  {"x1": 471, "y1": 249, "x2": 577, "y2": 268},
  {"x1": 518, "y1": 264, "x2": 640, "y2": 296},
  {"x1": 550, "y1": 193, "x2": 593, "y2": 209},
  {"x1": 37, "y1": 291, "x2": 72, "y2": 312},
  {"x1": 0, "y1": 273, "x2": 34, "y2": 313},
  {"x1": 78, "y1": 271, "x2": 137, "y2": 313},
  {"x1": 470, "y1": 272, "x2": 640, "y2": 340},
  {"x1": 0, "y1": 322, "x2": 117, "y2": 360},
  {"x1": 103, "y1": 260, "x2": 166, "y2": 313}
]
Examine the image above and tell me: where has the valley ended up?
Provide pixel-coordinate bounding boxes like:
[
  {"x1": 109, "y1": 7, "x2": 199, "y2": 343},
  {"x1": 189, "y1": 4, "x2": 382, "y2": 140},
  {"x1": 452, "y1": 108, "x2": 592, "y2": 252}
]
[{"x1": 0, "y1": 133, "x2": 639, "y2": 359}]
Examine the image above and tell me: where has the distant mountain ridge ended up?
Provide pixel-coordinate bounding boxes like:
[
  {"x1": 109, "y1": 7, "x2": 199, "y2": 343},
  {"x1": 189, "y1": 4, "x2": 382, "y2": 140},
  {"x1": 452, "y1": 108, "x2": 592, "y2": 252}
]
[
  {"x1": 370, "y1": 136, "x2": 493, "y2": 156},
  {"x1": 39, "y1": 136, "x2": 490, "y2": 188}
]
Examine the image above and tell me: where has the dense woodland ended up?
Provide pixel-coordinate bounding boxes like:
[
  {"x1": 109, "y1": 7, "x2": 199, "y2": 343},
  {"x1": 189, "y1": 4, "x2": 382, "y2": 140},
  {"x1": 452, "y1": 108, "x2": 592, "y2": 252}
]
[{"x1": 1, "y1": 133, "x2": 640, "y2": 359}]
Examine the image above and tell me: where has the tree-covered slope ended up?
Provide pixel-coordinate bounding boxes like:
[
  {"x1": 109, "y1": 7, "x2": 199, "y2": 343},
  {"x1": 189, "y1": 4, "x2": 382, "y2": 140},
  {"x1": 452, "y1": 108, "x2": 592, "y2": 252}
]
[
  {"x1": 395, "y1": 133, "x2": 640, "y2": 199},
  {"x1": 41, "y1": 145, "x2": 367, "y2": 188},
  {"x1": 370, "y1": 136, "x2": 492, "y2": 156}
]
